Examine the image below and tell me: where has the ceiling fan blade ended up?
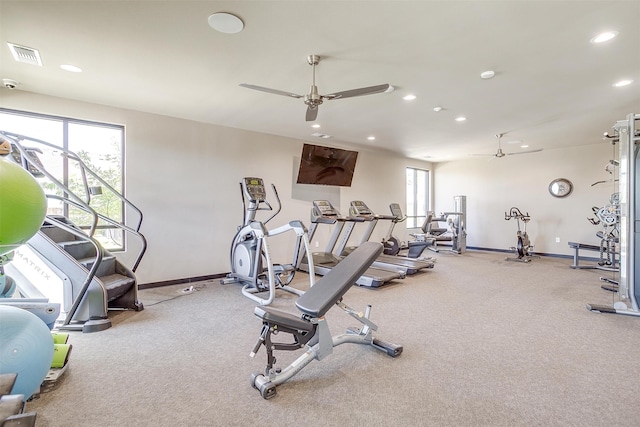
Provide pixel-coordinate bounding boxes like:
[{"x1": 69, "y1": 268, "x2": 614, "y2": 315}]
[
  {"x1": 471, "y1": 134, "x2": 542, "y2": 158},
  {"x1": 239, "y1": 83, "x2": 303, "y2": 99},
  {"x1": 305, "y1": 105, "x2": 318, "y2": 122},
  {"x1": 324, "y1": 84, "x2": 391, "y2": 100},
  {"x1": 506, "y1": 149, "x2": 543, "y2": 156}
]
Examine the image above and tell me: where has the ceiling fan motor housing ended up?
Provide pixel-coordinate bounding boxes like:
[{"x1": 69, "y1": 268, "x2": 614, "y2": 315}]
[{"x1": 305, "y1": 85, "x2": 323, "y2": 107}]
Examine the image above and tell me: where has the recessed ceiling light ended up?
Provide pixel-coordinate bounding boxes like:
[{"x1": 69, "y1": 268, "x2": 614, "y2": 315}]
[
  {"x1": 433, "y1": 106, "x2": 443, "y2": 112},
  {"x1": 208, "y1": 12, "x2": 244, "y2": 34},
  {"x1": 480, "y1": 70, "x2": 495, "y2": 79},
  {"x1": 403, "y1": 94, "x2": 416, "y2": 101},
  {"x1": 613, "y1": 79, "x2": 633, "y2": 87},
  {"x1": 521, "y1": 144, "x2": 529, "y2": 148},
  {"x1": 590, "y1": 31, "x2": 618, "y2": 44},
  {"x1": 311, "y1": 123, "x2": 320, "y2": 128},
  {"x1": 455, "y1": 116, "x2": 466, "y2": 122},
  {"x1": 60, "y1": 64, "x2": 82, "y2": 73},
  {"x1": 367, "y1": 136, "x2": 376, "y2": 141}
]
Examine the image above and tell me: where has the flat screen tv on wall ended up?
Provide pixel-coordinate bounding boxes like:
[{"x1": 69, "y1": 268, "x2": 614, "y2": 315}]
[{"x1": 296, "y1": 143, "x2": 359, "y2": 187}]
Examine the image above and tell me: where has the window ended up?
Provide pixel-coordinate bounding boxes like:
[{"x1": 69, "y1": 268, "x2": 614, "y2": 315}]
[
  {"x1": 406, "y1": 167, "x2": 429, "y2": 228},
  {"x1": 0, "y1": 108, "x2": 125, "y2": 251}
]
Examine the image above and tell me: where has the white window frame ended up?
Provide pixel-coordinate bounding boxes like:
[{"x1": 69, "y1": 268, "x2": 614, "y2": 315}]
[
  {"x1": 0, "y1": 108, "x2": 126, "y2": 251},
  {"x1": 406, "y1": 167, "x2": 430, "y2": 228}
]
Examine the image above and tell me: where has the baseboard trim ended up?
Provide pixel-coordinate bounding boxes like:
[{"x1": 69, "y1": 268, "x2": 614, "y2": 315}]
[
  {"x1": 464, "y1": 246, "x2": 575, "y2": 260},
  {"x1": 138, "y1": 248, "x2": 580, "y2": 290},
  {"x1": 139, "y1": 273, "x2": 227, "y2": 290}
]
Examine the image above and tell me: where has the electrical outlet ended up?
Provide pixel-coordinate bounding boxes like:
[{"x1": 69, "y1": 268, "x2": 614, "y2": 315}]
[
  {"x1": 315, "y1": 241, "x2": 320, "y2": 248},
  {"x1": 555, "y1": 237, "x2": 560, "y2": 243}
]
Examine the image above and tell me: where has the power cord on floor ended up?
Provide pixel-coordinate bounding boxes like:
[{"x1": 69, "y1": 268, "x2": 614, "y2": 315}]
[{"x1": 144, "y1": 284, "x2": 206, "y2": 306}]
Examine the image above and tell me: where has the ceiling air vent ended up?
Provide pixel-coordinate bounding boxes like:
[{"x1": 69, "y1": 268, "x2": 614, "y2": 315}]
[
  {"x1": 311, "y1": 132, "x2": 332, "y2": 139},
  {"x1": 7, "y1": 43, "x2": 43, "y2": 66}
]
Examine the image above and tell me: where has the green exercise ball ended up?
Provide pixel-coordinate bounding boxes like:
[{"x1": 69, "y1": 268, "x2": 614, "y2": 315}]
[{"x1": 0, "y1": 159, "x2": 47, "y2": 256}]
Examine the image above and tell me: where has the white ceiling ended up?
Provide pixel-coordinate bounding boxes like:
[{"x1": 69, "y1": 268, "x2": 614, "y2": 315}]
[{"x1": 1, "y1": 1, "x2": 638, "y2": 162}]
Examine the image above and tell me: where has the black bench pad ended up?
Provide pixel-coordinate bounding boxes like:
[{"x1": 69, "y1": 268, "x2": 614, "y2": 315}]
[
  {"x1": 254, "y1": 306, "x2": 314, "y2": 332},
  {"x1": 568, "y1": 242, "x2": 601, "y2": 251},
  {"x1": 295, "y1": 242, "x2": 383, "y2": 318}
]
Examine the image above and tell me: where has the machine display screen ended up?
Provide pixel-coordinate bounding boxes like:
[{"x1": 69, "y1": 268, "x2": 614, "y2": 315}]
[{"x1": 296, "y1": 143, "x2": 358, "y2": 187}]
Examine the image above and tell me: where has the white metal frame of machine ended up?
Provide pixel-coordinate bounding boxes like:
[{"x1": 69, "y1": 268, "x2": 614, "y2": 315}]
[
  {"x1": 221, "y1": 177, "x2": 315, "y2": 306},
  {"x1": 587, "y1": 113, "x2": 640, "y2": 316}
]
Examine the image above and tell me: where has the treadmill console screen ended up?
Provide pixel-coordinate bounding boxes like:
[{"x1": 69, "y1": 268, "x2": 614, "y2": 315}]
[
  {"x1": 350, "y1": 200, "x2": 372, "y2": 216},
  {"x1": 313, "y1": 200, "x2": 338, "y2": 217}
]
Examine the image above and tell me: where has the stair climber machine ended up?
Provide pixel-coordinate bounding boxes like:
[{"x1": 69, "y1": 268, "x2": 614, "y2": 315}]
[
  {"x1": 295, "y1": 200, "x2": 404, "y2": 288},
  {"x1": 588, "y1": 113, "x2": 640, "y2": 317},
  {"x1": 338, "y1": 200, "x2": 435, "y2": 275},
  {"x1": 0, "y1": 130, "x2": 147, "y2": 333},
  {"x1": 221, "y1": 177, "x2": 315, "y2": 305},
  {"x1": 382, "y1": 203, "x2": 434, "y2": 259}
]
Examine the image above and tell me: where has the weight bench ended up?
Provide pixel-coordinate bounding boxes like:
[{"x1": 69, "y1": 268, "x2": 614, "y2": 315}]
[
  {"x1": 249, "y1": 241, "x2": 403, "y2": 399},
  {"x1": 568, "y1": 241, "x2": 618, "y2": 271},
  {"x1": 0, "y1": 374, "x2": 36, "y2": 427}
]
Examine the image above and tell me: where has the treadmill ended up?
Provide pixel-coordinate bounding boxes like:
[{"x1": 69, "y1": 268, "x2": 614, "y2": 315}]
[
  {"x1": 336, "y1": 200, "x2": 435, "y2": 274},
  {"x1": 295, "y1": 200, "x2": 404, "y2": 288}
]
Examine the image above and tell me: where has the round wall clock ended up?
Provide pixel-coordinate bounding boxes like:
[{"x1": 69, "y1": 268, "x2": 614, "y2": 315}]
[{"x1": 549, "y1": 178, "x2": 573, "y2": 198}]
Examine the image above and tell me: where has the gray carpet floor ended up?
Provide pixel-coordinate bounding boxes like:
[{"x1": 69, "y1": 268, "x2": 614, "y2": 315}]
[{"x1": 25, "y1": 250, "x2": 640, "y2": 427}]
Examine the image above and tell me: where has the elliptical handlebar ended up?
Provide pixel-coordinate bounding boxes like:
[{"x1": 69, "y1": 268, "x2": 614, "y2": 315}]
[{"x1": 263, "y1": 184, "x2": 281, "y2": 225}]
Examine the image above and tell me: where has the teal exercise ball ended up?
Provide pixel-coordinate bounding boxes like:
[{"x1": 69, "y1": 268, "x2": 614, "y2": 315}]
[
  {"x1": 0, "y1": 305, "x2": 55, "y2": 401},
  {"x1": 0, "y1": 159, "x2": 47, "y2": 256},
  {"x1": 0, "y1": 275, "x2": 16, "y2": 297}
]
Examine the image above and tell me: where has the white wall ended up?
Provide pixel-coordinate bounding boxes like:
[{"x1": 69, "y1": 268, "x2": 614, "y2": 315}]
[
  {"x1": 3, "y1": 89, "x2": 617, "y2": 284},
  {"x1": 433, "y1": 143, "x2": 616, "y2": 255},
  {"x1": 0, "y1": 88, "x2": 430, "y2": 284}
]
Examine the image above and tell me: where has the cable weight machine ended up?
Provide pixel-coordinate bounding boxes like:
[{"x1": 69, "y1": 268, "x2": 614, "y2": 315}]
[{"x1": 587, "y1": 113, "x2": 640, "y2": 316}]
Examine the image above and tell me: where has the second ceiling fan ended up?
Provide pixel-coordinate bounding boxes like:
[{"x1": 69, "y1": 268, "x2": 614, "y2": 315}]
[
  {"x1": 475, "y1": 133, "x2": 543, "y2": 158},
  {"x1": 239, "y1": 54, "x2": 390, "y2": 122}
]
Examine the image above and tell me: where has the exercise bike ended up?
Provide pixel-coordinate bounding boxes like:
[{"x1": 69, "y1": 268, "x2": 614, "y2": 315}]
[
  {"x1": 221, "y1": 177, "x2": 315, "y2": 305},
  {"x1": 504, "y1": 207, "x2": 537, "y2": 262}
]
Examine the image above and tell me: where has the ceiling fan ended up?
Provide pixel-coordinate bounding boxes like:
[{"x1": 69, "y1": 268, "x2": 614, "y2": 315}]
[
  {"x1": 239, "y1": 54, "x2": 390, "y2": 122},
  {"x1": 474, "y1": 133, "x2": 543, "y2": 158}
]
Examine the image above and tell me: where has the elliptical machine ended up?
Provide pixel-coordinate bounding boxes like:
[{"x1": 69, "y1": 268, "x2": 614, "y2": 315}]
[
  {"x1": 221, "y1": 177, "x2": 315, "y2": 305},
  {"x1": 504, "y1": 207, "x2": 536, "y2": 262}
]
